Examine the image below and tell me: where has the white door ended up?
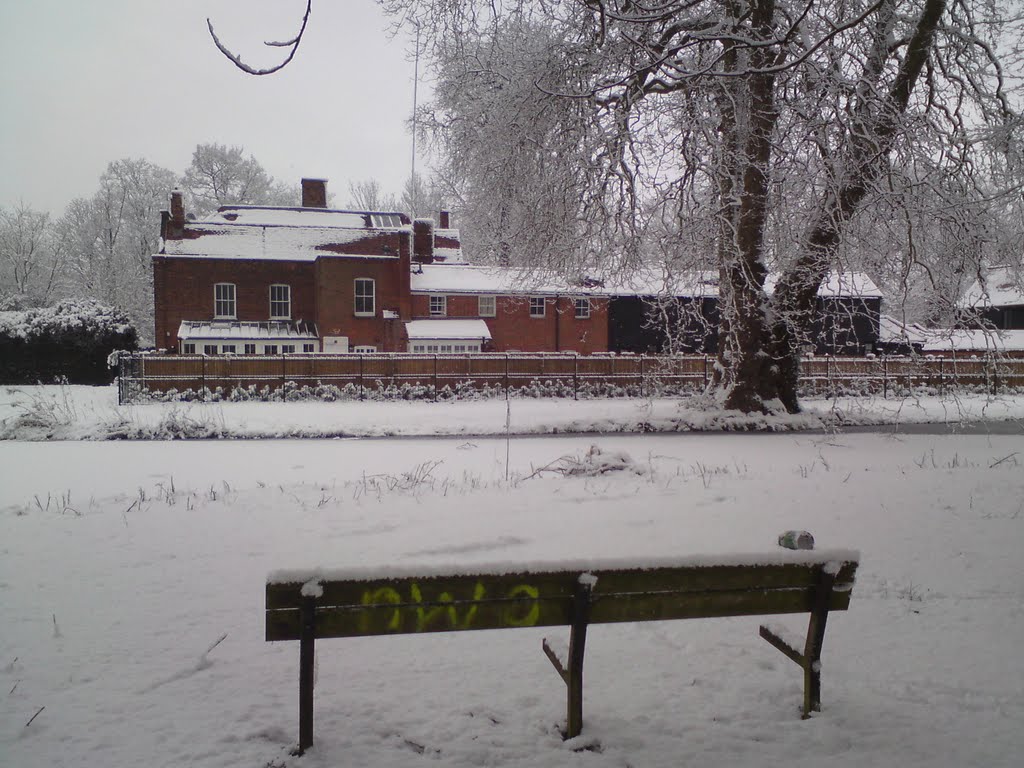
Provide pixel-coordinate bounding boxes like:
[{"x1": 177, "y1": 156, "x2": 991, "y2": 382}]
[{"x1": 323, "y1": 336, "x2": 349, "y2": 354}]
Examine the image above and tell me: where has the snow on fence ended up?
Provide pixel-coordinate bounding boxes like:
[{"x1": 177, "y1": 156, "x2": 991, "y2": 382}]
[{"x1": 116, "y1": 353, "x2": 1024, "y2": 404}]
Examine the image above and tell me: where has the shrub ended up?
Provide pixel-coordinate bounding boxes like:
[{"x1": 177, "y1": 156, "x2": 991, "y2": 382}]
[{"x1": 0, "y1": 300, "x2": 139, "y2": 384}]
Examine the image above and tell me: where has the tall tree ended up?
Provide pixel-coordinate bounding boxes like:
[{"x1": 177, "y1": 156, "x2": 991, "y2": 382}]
[
  {"x1": 182, "y1": 143, "x2": 297, "y2": 216},
  {"x1": 348, "y1": 178, "x2": 400, "y2": 212},
  {"x1": 58, "y1": 158, "x2": 176, "y2": 342},
  {"x1": 0, "y1": 203, "x2": 66, "y2": 308}
]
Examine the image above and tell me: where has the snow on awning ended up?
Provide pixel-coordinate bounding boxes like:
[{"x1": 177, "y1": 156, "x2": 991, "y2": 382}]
[
  {"x1": 177, "y1": 320, "x2": 319, "y2": 341},
  {"x1": 405, "y1": 319, "x2": 492, "y2": 341}
]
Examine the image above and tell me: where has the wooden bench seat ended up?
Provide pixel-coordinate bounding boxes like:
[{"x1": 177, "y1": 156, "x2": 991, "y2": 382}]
[{"x1": 266, "y1": 552, "x2": 859, "y2": 753}]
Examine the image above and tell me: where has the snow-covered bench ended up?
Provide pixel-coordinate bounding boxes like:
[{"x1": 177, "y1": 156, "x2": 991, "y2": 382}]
[{"x1": 266, "y1": 552, "x2": 859, "y2": 754}]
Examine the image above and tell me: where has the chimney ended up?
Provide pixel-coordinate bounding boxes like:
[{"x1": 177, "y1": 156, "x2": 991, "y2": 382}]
[
  {"x1": 301, "y1": 178, "x2": 328, "y2": 208},
  {"x1": 439, "y1": 210, "x2": 450, "y2": 229},
  {"x1": 162, "y1": 188, "x2": 186, "y2": 240},
  {"x1": 170, "y1": 188, "x2": 185, "y2": 223},
  {"x1": 412, "y1": 218, "x2": 434, "y2": 264}
]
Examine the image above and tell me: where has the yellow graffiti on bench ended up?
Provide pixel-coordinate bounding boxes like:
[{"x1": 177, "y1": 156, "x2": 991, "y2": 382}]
[{"x1": 359, "y1": 581, "x2": 541, "y2": 633}]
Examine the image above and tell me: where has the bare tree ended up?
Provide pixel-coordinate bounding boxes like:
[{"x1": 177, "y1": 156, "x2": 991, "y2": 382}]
[
  {"x1": 58, "y1": 158, "x2": 176, "y2": 343},
  {"x1": 0, "y1": 203, "x2": 66, "y2": 308},
  {"x1": 348, "y1": 178, "x2": 400, "y2": 211},
  {"x1": 182, "y1": 143, "x2": 297, "y2": 216}
]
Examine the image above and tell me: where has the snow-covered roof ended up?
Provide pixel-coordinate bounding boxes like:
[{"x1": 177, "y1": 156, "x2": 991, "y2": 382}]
[
  {"x1": 411, "y1": 264, "x2": 883, "y2": 299},
  {"x1": 411, "y1": 265, "x2": 606, "y2": 296},
  {"x1": 920, "y1": 328, "x2": 1024, "y2": 353},
  {"x1": 405, "y1": 319, "x2": 493, "y2": 341},
  {"x1": 202, "y1": 206, "x2": 407, "y2": 230},
  {"x1": 163, "y1": 222, "x2": 399, "y2": 262},
  {"x1": 878, "y1": 314, "x2": 929, "y2": 345},
  {"x1": 177, "y1": 320, "x2": 319, "y2": 341},
  {"x1": 958, "y1": 265, "x2": 1024, "y2": 309}
]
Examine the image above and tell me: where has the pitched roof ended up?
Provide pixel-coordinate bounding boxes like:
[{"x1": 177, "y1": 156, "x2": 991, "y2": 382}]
[
  {"x1": 958, "y1": 265, "x2": 1024, "y2": 308},
  {"x1": 177, "y1": 320, "x2": 319, "y2": 340}
]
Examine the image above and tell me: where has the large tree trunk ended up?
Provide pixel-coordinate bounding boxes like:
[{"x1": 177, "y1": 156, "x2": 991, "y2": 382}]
[
  {"x1": 712, "y1": 0, "x2": 788, "y2": 413},
  {"x1": 718, "y1": 0, "x2": 947, "y2": 414}
]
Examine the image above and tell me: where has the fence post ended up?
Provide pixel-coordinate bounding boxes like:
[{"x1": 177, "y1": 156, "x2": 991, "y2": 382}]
[
  {"x1": 434, "y1": 355, "x2": 438, "y2": 401},
  {"x1": 883, "y1": 357, "x2": 888, "y2": 399},
  {"x1": 201, "y1": 355, "x2": 206, "y2": 396},
  {"x1": 504, "y1": 354, "x2": 509, "y2": 394}
]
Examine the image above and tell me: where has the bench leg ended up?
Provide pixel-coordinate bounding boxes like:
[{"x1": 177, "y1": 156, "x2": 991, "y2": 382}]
[
  {"x1": 759, "y1": 568, "x2": 837, "y2": 718},
  {"x1": 298, "y1": 597, "x2": 316, "y2": 754},
  {"x1": 802, "y1": 569, "x2": 835, "y2": 718},
  {"x1": 540, "y1": 576, "x2": 594, "y2": 740}
]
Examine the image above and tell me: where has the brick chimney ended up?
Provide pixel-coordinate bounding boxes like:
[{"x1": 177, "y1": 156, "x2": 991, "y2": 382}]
[
  {"x1": 412, "y1": 218, "x2": 434, "y2": 264},
  {"x1": 161, "y1": 188, "x2": 186, "y2": 240},
  {"x1": 439, "y1": 210, "x2": 450, "y2": 229},
  {"x1": 301, "y1": 178, "x2": 328, "y2": 208}
]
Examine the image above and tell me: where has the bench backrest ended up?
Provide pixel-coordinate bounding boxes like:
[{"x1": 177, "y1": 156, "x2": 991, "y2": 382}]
[{"x1": 266, "y1": 559, "x2": 858, "y2": 641}]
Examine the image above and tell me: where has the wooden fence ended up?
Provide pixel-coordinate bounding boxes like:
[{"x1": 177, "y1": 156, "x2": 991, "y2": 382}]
[{"x1": 117, "y1": 352, "x2": 1024, "y2": 404}]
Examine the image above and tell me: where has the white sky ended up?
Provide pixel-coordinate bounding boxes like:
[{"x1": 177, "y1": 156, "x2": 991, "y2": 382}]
[{"x1": 0, "y1": 0, "x2": 427, "y2": 215}]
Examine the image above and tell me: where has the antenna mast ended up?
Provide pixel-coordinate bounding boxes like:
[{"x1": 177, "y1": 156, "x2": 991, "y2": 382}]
[{"x1": 410, "y1": 24, "x2": 420, "y2": 216}]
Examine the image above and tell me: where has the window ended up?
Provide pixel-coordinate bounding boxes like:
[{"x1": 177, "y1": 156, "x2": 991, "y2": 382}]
[
  {"x1": 574, "y1": 298, "x2": 591, "y2": 319},
  {"x1": 244, "y1": 343, "x2": 257, "y2": 355},
  {"x1": 203, "y1": 344, "x2": 218, "y2": 355},
  {"x1": 264, "y1": 345, "x2": 278, "y2": 355},
  {"x1": 530, "y1": 297, "x2": 546, "y2": 318},
  {"x1": 430, "y1": 295, "x2": 447, "y2": 316},
  {"x1": 183, "y1": 343, "x2": 196, "y2": 354},
  {"x1": 269, "y1": 284, "x2": 291, "y2": 318},
  {"x1": 302, "y1": 343, "x2": 316, "y2": 353},
  {"x1": 370, "y1": 213, "x2": 403, "y2": 228},
  {"x1": 214, "y1": 283, "x2": 236, "y2": 318},
  {"x1": 281, "y1": 344, "x2": 296, "y2": 354},
  {"x1": 478, "y1": 295, "x2": 496, "y2": 317},
  {"x1": 353, "y1": 345, "x2": 377, "y2": 353},
  {"x1": 221, "y1": 344, "x2": 236, "y2": 354},
  {"x1": 355, "y1": 278, "x2": 375, "y2": 316}
]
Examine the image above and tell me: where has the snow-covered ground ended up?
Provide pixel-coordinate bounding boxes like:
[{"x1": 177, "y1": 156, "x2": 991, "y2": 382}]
[
  {"x1": 2, "y1": 386, "x2": 1023, "y2": 767},
  {"x1": 2, "y1": 384, "x2": 1024, "y2": 440}
]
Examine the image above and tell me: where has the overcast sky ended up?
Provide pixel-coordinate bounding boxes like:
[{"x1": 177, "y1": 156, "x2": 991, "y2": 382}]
[{"x1": 0, "y1": 1, "x2": 426, "y2": 215}]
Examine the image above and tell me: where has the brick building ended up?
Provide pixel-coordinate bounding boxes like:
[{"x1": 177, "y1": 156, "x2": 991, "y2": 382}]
[
  {"x1": 153, "y1": 178, "x2": 882, "y2": 356},
  {"x1": 153, "y1": 179, "x2": 610, "y2": 354}
]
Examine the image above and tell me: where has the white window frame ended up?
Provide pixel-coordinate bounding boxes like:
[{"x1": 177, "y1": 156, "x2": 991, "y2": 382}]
[
  {"x1": 244, "y1": 343, "x2": 257, "y2": 355},
  {"x1": 269, "y1": 284, "x2": 291, "y2": 319},
  {"x1": 182, "y1": 342, "x2": 196, "y2": 354},
  {"x1": 529, "y1": 296, "x2": 546, "y2": 318},
  {"x1": 478, "y1": 295, "x2": 496, "y2": 317},
  {"x1": 214, "y1": 283, "x2": 236, "y2": 319},
  {"x1": 264, "y1": 344, "x2": 279, "y2": 355},
  {"x1": 574, "y1": 297, "x2": 591, "y2": 319},
  {"x1": 354, "y1": 278, "x2": 375, "y2": 317},
  {"x1": 429, "y1": 295, "x2": 447, "y2": 316},
  {"x1": 302, "y1": 343, "x2": 316, "y2": 353},
  {"x1": 203, "y1": 344, "x2": 218, "y2": 355},
  {"x1": 353, "y1": 345, "x2": 377, "y2": 353},
  {"x1": 281, "y1": 344, "x2": 296, "y2": 354},
  {"x1": 221, "y1": 344, "x2": 236, "y2": 354}
]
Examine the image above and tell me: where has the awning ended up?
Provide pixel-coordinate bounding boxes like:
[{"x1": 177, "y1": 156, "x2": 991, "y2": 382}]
[
  {"x1": 177, "y1": 320, "x2": 319, "y2": 341},
  {"x1": 404, "y1": 319, "x2": 492, "y2": 341}
]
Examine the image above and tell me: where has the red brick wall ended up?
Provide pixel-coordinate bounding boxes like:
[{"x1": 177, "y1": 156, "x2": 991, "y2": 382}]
[
  {"x1": 152, "y1": 257, "x2": 316, "y2": 351},
  {"x1": 315, "y1": 256, "x2": 408, "y2": 351},
  {"x1": 410, "y1": 294, "x2": 609, "y2": 353}
]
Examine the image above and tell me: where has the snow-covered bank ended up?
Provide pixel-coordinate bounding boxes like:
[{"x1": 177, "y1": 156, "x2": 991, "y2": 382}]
[
  {"x1": 2, "y1": 384, "x2": 1024, "y2": 440},
  {"x1": 2, "y1": 432, "x2": 1022, "y2": 767}
]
